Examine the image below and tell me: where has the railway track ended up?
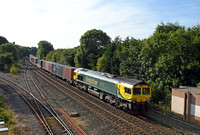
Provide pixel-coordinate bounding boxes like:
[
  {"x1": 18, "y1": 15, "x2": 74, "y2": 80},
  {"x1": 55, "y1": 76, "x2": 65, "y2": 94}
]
[
  {"x1": 26, "y1": 62, "x2": 87, "y2": 135},
  {"x1": 30, "y1": 61, "x2": 178, "y2": 135},
  {"x1": 24, "y1": 64, "x2": 73, "y2": 135},
  {"x1": 0, "y1": 68, "x2": 73, "y2": 134}
]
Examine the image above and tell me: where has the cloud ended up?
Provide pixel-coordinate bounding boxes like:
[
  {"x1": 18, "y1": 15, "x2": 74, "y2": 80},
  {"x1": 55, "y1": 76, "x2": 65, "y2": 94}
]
[
  {"x1": 1, "y1": 0, "x2": 199, "y2": 49},
  {"x1": 0, "y1": 0, "x2": 159, "y2": 49}
]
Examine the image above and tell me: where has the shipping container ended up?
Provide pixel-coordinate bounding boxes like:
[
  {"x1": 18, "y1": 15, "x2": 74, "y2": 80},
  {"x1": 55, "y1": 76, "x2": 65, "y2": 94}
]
[
  {"x1": 63, "y1": 66, "x2": 77, "y2": 83},
  {"x1": 45, "y1": 61, "x2": 48, "y2": 71},
  {"x1": 42, "y1": 60, "x2": 46, "y2": 70},
  {"x1": 52, "y1": 63, "x2": 64, "y2": 77},
  {"x1": 48, "y1": 62, "x2": 53, "y2": 73}
]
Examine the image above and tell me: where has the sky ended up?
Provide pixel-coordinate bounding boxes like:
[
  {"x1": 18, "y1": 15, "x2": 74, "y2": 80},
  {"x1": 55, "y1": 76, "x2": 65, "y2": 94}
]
[{"x1": 1, "y1": 0, "x2": 200, "y2": 49}]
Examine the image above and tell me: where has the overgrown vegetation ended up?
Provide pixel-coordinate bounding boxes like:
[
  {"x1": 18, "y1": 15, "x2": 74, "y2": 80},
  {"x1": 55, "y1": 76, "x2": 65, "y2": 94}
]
[
  {"x1": 0, "y1": 36, "x2": 37, "y2": 75},
  {"x1": 0, "y1": 95, "x2": 16, "y2": 131}
]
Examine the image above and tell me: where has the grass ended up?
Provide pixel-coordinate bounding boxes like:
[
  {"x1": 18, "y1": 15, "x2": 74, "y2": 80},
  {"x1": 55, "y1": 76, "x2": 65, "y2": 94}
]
[
  {"x1": 152, "y1": 101, "x2": 171, "y2": 113},
  {"x1": 71, "y1": 117, "x2": 88, "y2": 128},
  {"x1": 0, "y1": 95, "x2": 16, "y2": 134}
]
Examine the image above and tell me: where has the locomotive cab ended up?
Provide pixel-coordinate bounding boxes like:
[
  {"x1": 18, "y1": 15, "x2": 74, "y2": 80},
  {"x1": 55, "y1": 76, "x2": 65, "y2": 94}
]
[{"x1": 133, "y1": 84, "x2": 151, "y2": 103}]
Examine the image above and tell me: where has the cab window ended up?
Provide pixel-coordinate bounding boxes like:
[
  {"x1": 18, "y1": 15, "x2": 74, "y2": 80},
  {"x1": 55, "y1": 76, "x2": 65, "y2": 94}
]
[
  {"x1": 125, "y1": 87, "x2": 131, "y2": 94},
  {"x1": 133, "y1": 88, "x2": 141, "y2": 95},
  {"x1": 78, "y1": 75, "x2": 83, "y2": 81},
  {"x1": 74, "y1": 72, "x2": 76, "y2": 76},
  {"x1": 143, "y1": 88, "x2": 150, "y2": 95}
]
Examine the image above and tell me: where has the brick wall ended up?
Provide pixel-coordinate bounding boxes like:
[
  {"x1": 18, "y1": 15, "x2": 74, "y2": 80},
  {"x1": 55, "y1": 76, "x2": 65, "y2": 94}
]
[{"x1": 171, "y1": 87, "x2": 200, "y2": 125}]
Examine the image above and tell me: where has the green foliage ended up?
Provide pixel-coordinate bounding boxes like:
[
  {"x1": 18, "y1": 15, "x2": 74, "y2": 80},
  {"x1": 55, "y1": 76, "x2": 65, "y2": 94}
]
[
  {"x1": 96, "y1": 22, "x2": 200, "y2": 103},
  {"x1": 1, "y1": 23, "x2": 199, "y2": 105},
  {"x1": 10, "y1": 63, "x2": 19, "y2": 75},
  {"x1": 0, "y1": 52, "x2": 14, "y2": 71},
  {"x1": 197, "y1": 82, "x2": 200, "y2": 89},
  {"x1": 59, "y1": 48, "x2": 77, "y2": 66},
  {"x1": 0, "y1": 95, "x2": 15, "y2": 130},
  {"x1": 45, "y1": 48, "x2": 77, "y2": 66},
  {"x1": 36, "y1": 40, "x2": 54, "y2": 59},
  {"x1": 118, "y1": 37, "x2": 142, "y2": 77},
  {"x1": 139, "y1": 23, "x2": 200, "y2": 102},
  {"x1": 96, "y1": 42, "x2": 120, "y2": 74},
  {"x1": 96, "y1": 54, "x2": 107, "y2": 72},
  {"x1": 45, "y1": 51, "x2": 54, "y2": 61},
  {"x1": 28, "y1": 47, "x2": 38, "y2": 55},
  {"x1": 0, "y1": 36, "x2": 9, "y2": 45},
  {"x1": 74, "y1": 29, "x2": 111, "y2": 70},
  {"x1": 0, "y1": 42, "x2": 22, "y2": 75},
  {"x1": 16, "y1": 45, "x2": 29, "y2": 58},
  {"x1": 0, "y1": 43, "x2": 19, "y2": 61}
]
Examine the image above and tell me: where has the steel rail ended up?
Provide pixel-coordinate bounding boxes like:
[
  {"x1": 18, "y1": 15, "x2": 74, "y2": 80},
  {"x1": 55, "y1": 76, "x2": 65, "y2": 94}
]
[
  {"x1": 0, "y1": 74, "x2": 73, "y2": 135},
  {"x1": 27, "y1": 64, "x2": 73, "y2": 135},
  {"x1": 0, "y1": 78, "x2": 52, "y2": 134},
  {"x1": 34, "y1": 68, "x2": 150, "y2": 135},
  {"x1": 24, "y1": 65, "x2": 54, "y2": 134},
  {"x1": 58, "y1": 109, "x2": 87, "y2": 135},
  {"x1": 34, "y1": 65, "x2": 173, "y2": 135}
]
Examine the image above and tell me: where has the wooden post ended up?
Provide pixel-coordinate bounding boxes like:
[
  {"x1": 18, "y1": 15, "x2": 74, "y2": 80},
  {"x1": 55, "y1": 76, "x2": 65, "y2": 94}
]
[
  {"x1": 186, "y1": 92, "x2": 191, "y2": 121},
  {"x1": 183, "y1": 93, "x2": 187, "y2": 120}
]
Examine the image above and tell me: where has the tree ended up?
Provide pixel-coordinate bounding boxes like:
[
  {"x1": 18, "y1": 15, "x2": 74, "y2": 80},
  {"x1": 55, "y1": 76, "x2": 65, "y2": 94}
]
[
  {"x1": 96, "y1": 39, "x2": 121, "y2": 75},
  {"x1": 45, "y1": 48, "x2": 77, "y2": 66},
  {"x1": 139, "y1": 22, "x2": 200, "y2": 103},
  {"x1": 45, "y1": 51, "x2": 54, "y2": 61},
  {"x1": 0, "y1": 43, "x2": 19, "y2": 62},
  {"x1": 74, "y1": 29, "x2": 111, "y2": 70},
  {"x1": 59, "y1": 48, "x2": 77, "y2": 66},
  {"x1": 96, "y1": 54, "x2": 107, "y2": 72},
  {"x1": 118, "y1": 37, "x2": 142, "y2": 77},
  {"x1": 0, "y1": 43, "x2": 20, "y2": 72},
  {"x1": 36, "y1": 40, "x2": 54, "y2": 59},
  {"x1": 0, "y1": 36, "x2": 9, "y2": 45},
  {"x1": 28, "y1": 47, "x2": 38, "y2": 55},
  {"x1": 15, "y1": 45, "x2": 29, "y2": 58},
  {"x1": 0, "y1": 52, "x2": 13, "y2": 71}
]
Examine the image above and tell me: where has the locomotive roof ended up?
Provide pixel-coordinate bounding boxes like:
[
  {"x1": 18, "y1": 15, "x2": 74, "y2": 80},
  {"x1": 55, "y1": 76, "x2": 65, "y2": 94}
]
[{"x1": 75, "y1": 68, "x2": 147, "y2": 87}]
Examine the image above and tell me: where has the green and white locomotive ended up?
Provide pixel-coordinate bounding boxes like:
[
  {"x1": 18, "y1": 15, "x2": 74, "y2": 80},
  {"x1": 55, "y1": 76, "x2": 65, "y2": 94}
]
[{"x1": 73, "y1": 68, "x2": 151, "y2": 113}]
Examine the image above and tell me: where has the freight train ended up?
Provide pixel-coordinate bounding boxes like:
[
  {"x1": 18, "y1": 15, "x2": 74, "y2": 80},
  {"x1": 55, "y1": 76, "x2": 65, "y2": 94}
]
[{"x1": 29, "y1": 54, "x2": 151, "y2": 114}]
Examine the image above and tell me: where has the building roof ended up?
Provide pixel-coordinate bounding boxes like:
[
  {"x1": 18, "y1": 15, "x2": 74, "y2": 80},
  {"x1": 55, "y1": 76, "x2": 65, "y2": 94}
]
[{"x1": 174, "y1": 86, "x2": 200, "y2": 94}]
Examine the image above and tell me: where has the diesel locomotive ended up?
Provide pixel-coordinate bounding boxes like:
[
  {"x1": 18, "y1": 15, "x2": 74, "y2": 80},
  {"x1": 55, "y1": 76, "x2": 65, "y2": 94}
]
[{"x1": 29, "y1": 54, "x2": 151, "y2": 113}]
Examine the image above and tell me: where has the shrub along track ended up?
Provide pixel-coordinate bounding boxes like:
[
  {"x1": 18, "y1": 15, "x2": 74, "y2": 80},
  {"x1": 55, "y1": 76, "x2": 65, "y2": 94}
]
[{"x1": 30, "y1": 62, "x2": 184, "y2": 135}]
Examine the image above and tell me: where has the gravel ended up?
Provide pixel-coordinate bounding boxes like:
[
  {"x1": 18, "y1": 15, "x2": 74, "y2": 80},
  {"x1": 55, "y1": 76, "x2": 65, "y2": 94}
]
[{"x1": 0, "y1": 59, "x2": 200, "y2": 134}]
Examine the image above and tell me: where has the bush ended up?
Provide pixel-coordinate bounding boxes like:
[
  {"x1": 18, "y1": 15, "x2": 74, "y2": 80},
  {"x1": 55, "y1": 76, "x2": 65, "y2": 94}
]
[
  {"x1": 197, "y1": 82, "x2": 200, "y2": 89},
  {"x1": 0, "y1": 95, "x2": 15, "y2": 130},
  {"x1": 10, "y1": 64, "x2": 19, "y2": 75}
]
